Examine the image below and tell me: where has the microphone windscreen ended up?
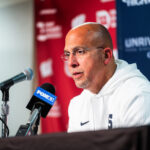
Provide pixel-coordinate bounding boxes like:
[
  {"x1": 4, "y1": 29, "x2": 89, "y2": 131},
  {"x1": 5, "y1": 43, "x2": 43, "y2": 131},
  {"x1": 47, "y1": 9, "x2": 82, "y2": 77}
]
[
  {"x1": 26, "y1": 83, "x2": 57, "y2": 118},
  {"x1": 24, "y1": 68, "x2": 34, "y2": 80},
  {"x1": 40, "y1": 83, "x2": 55, "y2": 94}
]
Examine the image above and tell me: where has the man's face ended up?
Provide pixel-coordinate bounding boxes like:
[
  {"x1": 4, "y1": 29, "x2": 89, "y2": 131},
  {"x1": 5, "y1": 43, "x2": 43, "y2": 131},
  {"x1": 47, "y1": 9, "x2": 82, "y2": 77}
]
[{"x1": 64, "y1": 28, "x2": 106, "y2": 92}]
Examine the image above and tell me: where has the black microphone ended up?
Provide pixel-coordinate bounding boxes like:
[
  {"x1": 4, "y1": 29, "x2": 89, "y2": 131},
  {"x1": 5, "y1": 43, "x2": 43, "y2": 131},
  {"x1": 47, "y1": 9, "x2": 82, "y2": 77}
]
[
  {"x1": 16, "y1": 83, "x2": 57, "y2": 136},
  {"x1": 26, "y1": 83, "x2": 57, "y2": 118},
  {"x1": 0, "y1": 68, "x2": 33, "y2": 90}
]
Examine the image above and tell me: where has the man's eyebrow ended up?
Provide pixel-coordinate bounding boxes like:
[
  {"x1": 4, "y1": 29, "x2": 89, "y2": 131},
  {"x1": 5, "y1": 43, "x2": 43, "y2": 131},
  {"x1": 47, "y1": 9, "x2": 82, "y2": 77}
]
[
  {"x1": 74, "y1": 46, "x2": 86, "y2": 49},
  {"x1": 64, "y1": 49, "x2": 69, "y2": 53},
  {"x1": 64, "y1": 46, "x2": 86, "y2": 52}
]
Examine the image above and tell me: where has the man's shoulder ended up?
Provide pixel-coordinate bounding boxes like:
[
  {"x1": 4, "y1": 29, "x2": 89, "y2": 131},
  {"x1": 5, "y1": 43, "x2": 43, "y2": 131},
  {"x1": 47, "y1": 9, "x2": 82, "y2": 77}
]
[
  {"x1": 123, "y1": 76, "x2": 150, "y2": 93},
  {"x1": 111, "y1": 75, "x2": 150, "y2": 106}
]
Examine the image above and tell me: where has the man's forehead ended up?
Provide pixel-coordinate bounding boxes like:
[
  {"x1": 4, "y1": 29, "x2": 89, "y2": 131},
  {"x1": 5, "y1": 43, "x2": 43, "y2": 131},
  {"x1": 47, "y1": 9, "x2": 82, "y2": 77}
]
[
  {"x1": 66, "y1": 23, "x2": 102, "y2": 41},
  {"x1": 66, "y1": 27, "x2": 89, "y2": 39},
  {"x1": 66, "y1": 28, "x2": 100, "y2": 44},
  {"x1": 65, "y1": 31, "x2": 101, "y2": 49},
  {"x1": 65, "y1": 36, "x2": 92, "y2": 51},
  {"x1": 64, "y1": 23, "x2": 104, "y2": 51},
  {"x1": 69, "y1": 26, "x2": 95, "y2": 36}
]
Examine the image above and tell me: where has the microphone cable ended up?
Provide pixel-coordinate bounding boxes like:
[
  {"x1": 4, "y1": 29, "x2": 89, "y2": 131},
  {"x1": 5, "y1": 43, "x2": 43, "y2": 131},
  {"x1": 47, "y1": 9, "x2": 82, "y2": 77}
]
[{"x1": 0, "y1": 117, "x2": 9, "y2": 137}]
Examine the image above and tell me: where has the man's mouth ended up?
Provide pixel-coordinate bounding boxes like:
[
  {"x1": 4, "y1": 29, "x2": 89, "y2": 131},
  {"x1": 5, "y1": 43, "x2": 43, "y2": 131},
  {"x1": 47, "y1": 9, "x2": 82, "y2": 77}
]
[{"x1": 72, "y1": 72, "x2": 83, "y2": 79}]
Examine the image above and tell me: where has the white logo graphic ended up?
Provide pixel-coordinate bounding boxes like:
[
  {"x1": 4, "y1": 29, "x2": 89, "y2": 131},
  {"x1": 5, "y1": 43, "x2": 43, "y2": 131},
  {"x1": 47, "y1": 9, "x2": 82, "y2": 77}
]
[
  {"x1": 109, "y1": 9, "x2": 116, "y2": 28},
  {"x1": 100, "y1": 0, "x2": 114, "y2": 2},
  {"x1": 71, "y1": 14, "x2": 86, "y2": 28},
  {"x1": 37, "y1": 90, "x2": 55, "y2": 102},
  {"x1": 122, "y1": 0, "x2": 150, "y2": 7},
  {"x1": 47, "y1": 101, "x2": 61, "y2": 118},
  {"x1": 36, "y1": 21, "x2": 62, "y2": 41},
  {"x1": 40, "y1": 8, "x2": 57, "y2": 15},
  {"x1": 40, "y1": 59, "x2": 53, "y2": 78},
  {"x1": 64, "y1": 61, "x2": 71, "y2": 77},
  {"x1": 125, "y1": 36, "x2": 150, "y2": 48},
  {"x1": 96, "y1": 9, "x2": 116, "y2": 29}
]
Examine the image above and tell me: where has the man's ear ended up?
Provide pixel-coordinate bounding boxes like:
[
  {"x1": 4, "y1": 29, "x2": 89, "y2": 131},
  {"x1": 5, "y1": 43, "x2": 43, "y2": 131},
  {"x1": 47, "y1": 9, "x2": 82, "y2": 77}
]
[{"x1": 103, "y1": 48, "x2": 113, "y2": 65}]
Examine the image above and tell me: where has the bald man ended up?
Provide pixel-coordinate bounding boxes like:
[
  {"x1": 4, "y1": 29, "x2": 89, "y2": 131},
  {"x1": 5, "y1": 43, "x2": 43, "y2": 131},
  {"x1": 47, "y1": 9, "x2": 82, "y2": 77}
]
[{"x1": 62, "y1": 22, "x2": 150, "y2": 132}]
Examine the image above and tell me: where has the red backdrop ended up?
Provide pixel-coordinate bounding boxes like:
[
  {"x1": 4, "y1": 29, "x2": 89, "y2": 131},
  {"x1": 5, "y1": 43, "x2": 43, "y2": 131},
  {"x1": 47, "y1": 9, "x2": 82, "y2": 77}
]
[{"x1": 34, "y1": 0, "x2": 117, "y2": 133}]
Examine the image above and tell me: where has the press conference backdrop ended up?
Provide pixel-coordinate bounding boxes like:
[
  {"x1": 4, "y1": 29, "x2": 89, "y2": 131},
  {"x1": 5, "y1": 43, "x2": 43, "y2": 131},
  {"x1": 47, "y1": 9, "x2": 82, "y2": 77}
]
[{"x1": 116, "y1": 1, "x2": 150, "y2": 80}]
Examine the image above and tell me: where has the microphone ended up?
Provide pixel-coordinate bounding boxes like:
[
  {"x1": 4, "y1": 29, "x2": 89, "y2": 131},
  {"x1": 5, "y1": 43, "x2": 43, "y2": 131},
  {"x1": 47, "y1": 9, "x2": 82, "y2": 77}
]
[
  {"x1": 26, "y1": 83, "x2": 57, "y2": 118},
  {"x1": 16, "y1": 83, "x2": 57, "y2": 136},
  {"x1": 0, "y1": 68, "x2": 33, "y2": 90}
]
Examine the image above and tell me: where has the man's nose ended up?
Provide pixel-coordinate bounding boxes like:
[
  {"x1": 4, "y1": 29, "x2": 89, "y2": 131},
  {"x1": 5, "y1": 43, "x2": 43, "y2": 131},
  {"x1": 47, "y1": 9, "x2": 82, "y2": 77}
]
[{"x1": 68, "y1": 54, "x2": 79, "y2": 68}]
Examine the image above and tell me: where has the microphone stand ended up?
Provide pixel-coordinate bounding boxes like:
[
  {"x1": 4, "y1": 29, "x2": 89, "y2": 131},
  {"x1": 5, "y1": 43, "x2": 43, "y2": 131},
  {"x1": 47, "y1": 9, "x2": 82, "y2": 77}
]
[
  {"x1": 32, "y1": 113, "x2": 40, "y2": 135},
  {"x1": 16, "y1": 106, "x2": 41, "y2": 136},
  {"x1": 1, "y1": 88, "x2": 9, "y2": 138}
]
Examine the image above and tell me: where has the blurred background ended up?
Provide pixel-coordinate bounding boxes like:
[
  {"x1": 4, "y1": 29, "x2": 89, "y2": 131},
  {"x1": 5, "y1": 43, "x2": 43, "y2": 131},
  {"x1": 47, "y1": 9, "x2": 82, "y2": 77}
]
[
  {"x1": 0, "y1": 0, "x2": 34, "y2": 136},
  {"x1": 0, "y1": 0, "x2": 149, "y2": 137}
]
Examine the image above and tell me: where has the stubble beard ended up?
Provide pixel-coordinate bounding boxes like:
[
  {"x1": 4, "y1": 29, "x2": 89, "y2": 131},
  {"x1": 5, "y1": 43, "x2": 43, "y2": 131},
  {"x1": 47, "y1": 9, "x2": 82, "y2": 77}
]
[{"x1": 74, "y1": 78, "x2": 89, "y2": 89}]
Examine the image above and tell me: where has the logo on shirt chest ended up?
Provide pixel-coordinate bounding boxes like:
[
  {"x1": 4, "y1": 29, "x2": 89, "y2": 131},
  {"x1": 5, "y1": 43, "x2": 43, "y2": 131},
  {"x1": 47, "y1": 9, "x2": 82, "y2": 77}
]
[{"x1": 80, "y1": 121, "x2": 89, "y2": 126}]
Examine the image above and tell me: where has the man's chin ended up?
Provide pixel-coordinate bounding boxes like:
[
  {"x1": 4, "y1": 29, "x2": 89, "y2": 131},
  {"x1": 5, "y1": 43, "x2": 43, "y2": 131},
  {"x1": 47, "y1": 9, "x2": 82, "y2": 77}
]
[{"x1": 74, "y1": 80, "x2": 89, "y2": 89}]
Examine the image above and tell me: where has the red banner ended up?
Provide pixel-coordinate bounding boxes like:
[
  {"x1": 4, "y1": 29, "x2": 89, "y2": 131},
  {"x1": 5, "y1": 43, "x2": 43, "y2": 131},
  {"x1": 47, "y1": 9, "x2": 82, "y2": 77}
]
[{"x1": 34, "y1": 0, "x2": 117, "y2": 133}]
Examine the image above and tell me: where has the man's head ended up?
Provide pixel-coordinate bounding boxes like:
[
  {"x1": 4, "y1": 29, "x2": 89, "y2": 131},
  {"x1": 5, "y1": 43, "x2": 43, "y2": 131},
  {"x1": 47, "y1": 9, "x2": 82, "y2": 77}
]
[{"x1": 63, "y1": 22, "x2": 116, "y2": 93}]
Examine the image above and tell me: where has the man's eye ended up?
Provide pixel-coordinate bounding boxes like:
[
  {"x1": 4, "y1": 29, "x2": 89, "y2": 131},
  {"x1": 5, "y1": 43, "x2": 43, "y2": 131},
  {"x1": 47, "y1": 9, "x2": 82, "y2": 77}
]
[
  {"x1": 77, "y1": 49, "x2": 85, "y2": 54},
  {"x1": 64, "y1": 52, "x2": 70, "y2": 56}
]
